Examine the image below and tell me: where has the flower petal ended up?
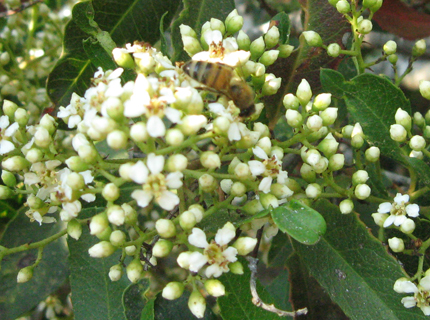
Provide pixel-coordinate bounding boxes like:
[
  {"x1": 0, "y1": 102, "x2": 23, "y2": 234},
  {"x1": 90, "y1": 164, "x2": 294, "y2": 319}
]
[
  {"x1": 188, "y1": 228, "x2": 208, "y2": 248},
  {"x1": 131, "y1": 189, "x2": 153, "y2": 208},
  {"x1": 406, "y1": 204, "x2": 420, "y2": 217},
  {"x1": 147, "y1": 153, "x2": 164, "y2": 175},
  {"x1": 157, "y1": 190, "x2": 179, "y2": 211},
  {"x1": 188, "y1": 251, "x2": 208, "y2": 272},
  {"x1": 205, "y1": 264, "x2": 223, "y2": 278},
  {"x1": 377, "y1": 202, "x2": 392, "y2": 214}
]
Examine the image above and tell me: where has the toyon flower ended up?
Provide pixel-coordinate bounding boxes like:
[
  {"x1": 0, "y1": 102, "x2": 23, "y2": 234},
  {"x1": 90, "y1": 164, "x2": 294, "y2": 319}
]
[
  {"x1": 377, "y1": 193, "x2": 420, "y2": 228},
  {"x1": 131, "y1": 153, "x2": 183, "y2": 211},
  {"x1": 394, "y1": 276, "x2": 430, "y2": 315},
  {"x1": 248, "y1": 146, "x2": 291, "y2": 194},
  {"x1": 178, "y1": 222, "x2": 241, "y2": 278}
]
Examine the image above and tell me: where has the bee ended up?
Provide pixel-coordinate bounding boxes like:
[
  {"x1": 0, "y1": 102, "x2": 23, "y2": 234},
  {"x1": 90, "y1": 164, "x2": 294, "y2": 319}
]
[{"x1": 183, "y1": 60, "x2": 255, "y2": 117}]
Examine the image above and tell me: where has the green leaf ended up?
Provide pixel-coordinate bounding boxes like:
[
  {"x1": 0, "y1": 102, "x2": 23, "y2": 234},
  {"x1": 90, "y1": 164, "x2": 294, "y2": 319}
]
[
  {"x1": 270, "y1": 12, "x2": 290, "y2": 44},
  {"x1": 171, "y1": 0, "x2": 235, "y2": 62},
  {"x1": 346, "y1": 74, "x2": 410, "y2": 163},
  {"x1": 320, "y1": 68, "x2": 346, "y2": 98},
  {"x1": 123, "y1": 280, "x2": 151, "y2": 320},
  {"x1": 294, "y1": 199, "x2": 428, "y2": 320},
  {"x1": 68, "y1": 222, "x2": 129, "y2": 320},
  {"x1": 159, "y1": 11, "x2": 170, "y2": 58},
  {"x1": 153, "y1": 290, "x2": 217, "y2": 319},
  {"x1": 140, "y1": 298, "x2": 155, "y2": 320},
  {"x1": 218, "y1": 257, "x2": 280, "y2": 320},
  {"x1": 199, "y1": 208, "x2": 257, "y2": 233},
  {"x1": 271, "y1": 199, "x2": 327, "y2": 244},
  {"x1": 0, "y1": 208, "x2": 69, "y2": 319},
  {"x1": 47, "y1": 0, "x2": 181, "y2": 108}
]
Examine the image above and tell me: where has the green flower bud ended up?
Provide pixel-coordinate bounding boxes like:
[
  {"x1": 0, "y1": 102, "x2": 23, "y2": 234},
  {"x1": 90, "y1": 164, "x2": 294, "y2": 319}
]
[
  {"x1": 242, "y1": 199, "x2": 264, "y2": 215},
  {"x1": 182, "y1": 36, "x2": 203, "y2": 57},
  {"x1": 2, "y1": 156, "x2": 30, "y2": 172},
  {"x1": 107, "y1": 130, "x2": 128, "y2": 150},
  {"x1": 199, "y1": 174, "x2": 218, "y2": 192},
  {"x1": 229, "y1": 261, "x2": 244, "y2": 274},
  {"x1": 419, "y1": 80, "x2": 430, "y2": 100},
  {"x1": 388, "y1": 237, "x2": 404, "y2": 253},
  {"x1": 162, "y1": 282, "x2": 185, "y2": 300},
  {"x1": 354, "y1": 184, "x2": 371, "y2": 200},
  {"x1": 14, "y1": 108, "x2": 29, "y2": 127},
  {"x1": 250, "y1": 36, "x2": 265, "y2": 60},
  {"x1": 109, "y1": 264, "x2": 123, "y2": 282},
  {"x1": 357, "y1": 19, "x2": 372, "y2": 34},
  {"x1": 152, "y1": 239, "x2": 173, "y2": 258},
  {"x1": 264, "y1": 26, "x2": 280, "y2": 49},
  {"x1": 301, "y1": 31, "x2": 323, "y2": 47},
  {"x1": 409, "y1": 135, "x2": 426, "y2": 151},
  {"x1": 90, "y1": 212, "x2": 109, "y2": 236},
  {"x1": 112, "y1": 48, "x2": 135, "y2": 69},
  {"x1": 0, "y1": 185, "x2": 12, "y2": 199},
  {"x1": 1, "y1": 170, "x2": 16, "y2": 187},
  {"x1": 78, "y1": 145, "x2": 98, "y2": 164},
  {"x1": 260, "y1": 193, "x2": 279, "y2": 209},
  {"x1": 205, "y1": 279, "x2": 226, "y2": 297},
  {"x1": 300, "y1": 163, "x2": 316, "y2": 183},
  {"x1": 165, "y1": 128, "x2": 184, "y2": 146},
  {"x1": 352, "y1": 170, "x2": 369, "y2": 185},
  {"x1": 369, "y1": 0, "x2": 382, "y2": 12},
  {"x1": 336, "y1": 0, "x2": 350, "y2": 14},
  {"x1": 102, "y1": 183, "x2": 120, "y2": 202},
  {"x1": 328, "y1": 154, "x2": 345, "y2": 171},
  {"x1": 88, "y1": 241, "x2": 116, "y2": 258},
  {"x1": 179, "y1": 210, "x2": 197, "y2": 230},
  {"x1": 2, "y1": 100, "x2": 18, "y2": 119},
  {"x1": 305, "y1": 183, "x2": 322, "y2": 198},
  {"x1": 383, "y1": 40, "x2": 397, "y2": 55},
  {"x1": 278, "y1": 44, "x2": 294, "y2": 58},
  {"x1": 155, "y1": 219, "x2": 176, "y2": 238},
  {"x1": 210, "y1": 18, "x2": 225, "y2": 34},
  {"x1": 0, "y1": 52, "x2": 10, "y2": 66},
  {"x1": 259, "y1": 50, "x2": 279, "y2": 66},
  {"x1": 17, "y1": 266, "x2": 33, "y2": 283},
  {"x1": 126, "y1": 259, "x2": 143, "y2": 283},
  {"x1": 327, "y1": 43, "x2": 341, "y2": 57},
  {"x1": 67, "y1": 219, "x2": 82, "y2": 240},
  {"x1": 339, "y1": 199, "x2": 354, "y2": 214},
  {"x1": 390, "y1": 124, "x2": 407, "y2": 142},
  {"x1": 362, "y1": 0, "x2": 378, "y2": 8},
  {"x1": 200, "y1": 151, "x2": 221, "y2": 169},
  {"x1": 188, "y1": 289, "x2": 206, "y2": 318},
  {"x1": 237, "y1": 30, "x2": 251, "y2": 51},
  {"x1": 412, "y1": 39, "x2": 426, "y2": 57},
  {"x1": 296, "y1": 79, "x2": 312, "y2": 106},
  {"x1": 225, "y1": 10, "x2": 243, "y2": 34},
  {"x1": 365, "y1": 146, "x2": 380, "y2": 162},
  {"x1": 388, "y1": 54, "x2": 398, "y2": 65},
  {"x1": 285, "y1": 109, "x2": 303, "y2": 128},
  {"x1": 96, "y1": 226, "x2": 112, "y2": 241}
]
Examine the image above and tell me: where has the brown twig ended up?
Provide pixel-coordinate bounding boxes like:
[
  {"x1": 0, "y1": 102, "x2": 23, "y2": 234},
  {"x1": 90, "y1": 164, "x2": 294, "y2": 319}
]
[
  {"x1": 0, "y1": 0, "x2": 43, "y2": 18},
  {"x1": 246, "y1": 256, "x2": 308, "y2": 317}
]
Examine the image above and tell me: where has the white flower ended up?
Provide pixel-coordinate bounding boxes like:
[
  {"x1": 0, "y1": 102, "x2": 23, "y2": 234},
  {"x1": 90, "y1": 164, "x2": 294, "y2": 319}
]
[
  {"x1": 379, "y1": 193, "x2": 420, "y2": 228},
  {"x1": 57, "y1": 93, "x2": 85, "y2": 128},
  {"x1": 0, "y1": 115, "x2": 19, "y2": 155},
  {"x1": 131, "y1": 154, "x2": 183, "y2": 211},
  {"x1": 24, "y1": 160, "x2": 62, "y2": 200},
  {"x1": 248, "y1": 146, "x2": 290, "y2": 194},
  {"x1": 395, "y1": 276, "x2": 430, "y2": 315},
  {"x1": 181, "y1": 223, "x2": 238, "y2": 278}
]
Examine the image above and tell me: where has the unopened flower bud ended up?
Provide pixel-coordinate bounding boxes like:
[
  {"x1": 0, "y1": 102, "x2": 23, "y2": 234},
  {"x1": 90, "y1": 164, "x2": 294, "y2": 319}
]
[
  {"x1": 17, "y1": 266, "x2": 33, "y2": 283},
  {"x1": 419, "y1": 80, "x2": 430, "y2": 100},
  {"x1": 365, "y1": 146, "x2": 380, "y2": 162},
  {"x1": 372, "y1": 212, "x2": 388, "y2": 227},
  {"x1": 1, "y1": 170, "x2": 16, "y2": 187},
  {"x1": 352, "y1": 170, "x2": 369, "y2": 185},
  {"x1": 306, "y1": 183, "x2": 322, "y2": 198},
  {"x1": 183, "y1": 36, "x2": 203, "y2": 57},
  {"x1": 400, "y1": 219, "x2": 416, "y2": 234},
  {"x1": 229, "y1": 261, "x2": 244, "y2": 274},
  {"x1": 14, "y1": 108, "x2": 29, "y2": 126},
  {"x1": 34, "y1": 127, "x2": 51, "y2": 148},
  {"x1": 188, "y1": 288, "x2": 206, "y2": 318},
  {"x1": 107, "y1": 130, "x2": 128, "y2": 150},
  {"x1": 0, "y1": 185, "x2": 12, "y2": 199},
  {"x1": 312, "y1": 156, "x2": 329, "y2": 173},
  {"x1": 336, "y1": 0, "x2": 350, "y2": 14},
  {"x1": 67, "y1": 172, "x2": 85, "y2": 191},
  {"x1": 205, "y1": 279, "x2": 226, "y2": 297},
  {"x1": 355, "y1": 184, "x2": 371, "y2": 200},
  {"x1": 225, "y1": 10, "x2": 243, "y2": 34},
  {"x1": 278, "y1": 44, "x2": 294, "y2": 58},
  {"x1": 395, "y1": 108, "x2": 411, "y2": 131},
  {"x1": 318, "y1": 134, "x2": 339, "y2": 158},
  {"x1": 283, "y1": 93, "x2": 300, "y2": 110},
  {"x1": 109, "y1": 264, "x2": 123, "y2": 281},
  {"x1": 260, "y1": 193, "x2": 279, "y2": 209},
  {"x1": 126, "y1": 259, "x2": 143, "y2": 283},
  {"x1": 285, "y1": 109, "x2": 303, "y2": 128},
  {"x1": 301, "y1": 163, "x2": 316, "y2": 182},
  {"x1": 200, "y1": 151, "x2": 221, "y2": 169},
  {"x1": 0, "y1": 52, "x2": 10, "y2": 65},
  {"x1": 307, "y1": 115, "x2": 323, "y2": 132},
  {"x1": 357, "y1": 19, "x2": 372, "y2": 34},
  {"x1": 155, "y1": 219, "x2": 176, "y2": 238},
  {"x1": 383, "y1": 40, "x2": 397, "y2": 55},
  {"x1": 351, "y1": 134, "x2": 364, "y2": 149},
  {"x1": 390, "y1": 124, "x2": 407, "y2": 142},
  {"x1": 237, "y1": 30, "x2": 251, "y2": 51},
  {"x1": 110, "y1": 230, "x2": 126, "y2": 247},
  {"x1": 261, "y1": 75, "x2": 281, "y2": 96},
  {"x1": 3, "y1": 100, "x2": 18, "y2": 119},
  {"x1": 107, "y1": 205, "x2": 125, "y2": 226},
  {"x1": 2, "y1": 156, "x2": 30, "y2": 172},
  {"x1": 179, "y1": 210, "x2": 197, "y2": 230},
  {"x1": 320, "y1": 107, "x2": 338, "y2": 126},
  {"x1": 162, "y1": 282, "x2": 185, "y2": 300},
  {"x1": 327, "y1": 43, "x2": 341, "y2": 57},
  {"x1": 102, "y1": 183, "x2": 120, "y2": 202},
  {"x1": 199, "y1": 173, "x2": 217, "y2": 192},
  {"x1": 250, "y1": 36, "x2": 265, "y2": 60},
  {"x1": 180, "y1": 115, "x2": 207, "y2": 135},
  {"x1": 165, "y1": 128, "x2": 184, "y2": 146},
  {"x1": 189, "y1": 204, "x2": 204, "y2": 222},
  {"x1": 242, "y1": 199, "x2": 264, "y2": 215},
  {"x1": 130, "y1": 122, "x2": 148, "y2": 142},
  {"x1": 40, "y1": 114, "x2": 57, "y2": 135},
  {"x1": 112, "y1": 48, "x2": 135, "y2": 69},
  {"x1": 328, "y1": 154, "x2": 345, "y2": 171},
  {"x1": 412, "y1": 39, "x2": 426, "y2": 57},
  {"x1": 152, "y1": 239, "x2": 173, "y2": 258},
  {"x1": 388, "y1": 54, "x2": 398, "y2": 64},
  {"x1": 414, "y1": 112, "x2": 425, "y2": 127},
  {"x1": 313, "y1": 93, "x2": 332, "y2": 111},
  {"x1": 166, "y1": 154, "x2": 188, "y2": 172},
  {"x1": 259, "y1": 50, "x2": 279, "y2": 66},
  {"x1": 301, "y1": 31, "x2": 323, "y2": 47},
  {"x1": 67, "y1": 219, "x2": 82, "y2": 240},
  {"x1": 264, "y1": 26, "x2": 280, "y2": 49},
  {"x1": 78, "y1": 145, "x2": 98, "y2": 164},
  {"x1": 339, "y1": 199, "x2": 354, "y2": 214},
  {"x1": 64, "y1": 156, "x2": 88, "y2": 172},
  {"x1": 296, "y1": 79, "x2": 312, "y2": 106},
  {"x1": 388, "y1": 237, "x2": 404, "y2": 253},
  {"x1": 233, "y1": 237, "x2": 258, "y2": 255},
  {"x1": 26, "y1": 148, "x2": 44, "y2": 164},
  {"x1": 410, "y1": 135, "x2": 426, "y2": 151},
  {"x1": 231, "y1": 181, "x2": 246, "y2": 197},
  {"x1": 90, "y1": 212, "x2": 109, "y2": 235},
  {"x1": 88, "y1": 241, "x2": 116, "y2": 258},
  {"x1": 125, "y1": 245, "x2": 137, "y2": 256}
]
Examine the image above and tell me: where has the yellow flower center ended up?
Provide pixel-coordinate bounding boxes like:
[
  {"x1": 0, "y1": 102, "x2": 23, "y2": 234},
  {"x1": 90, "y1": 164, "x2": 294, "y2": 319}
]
[
  {"x1": 209, "y1": 41, "x2": 225, "y2": 58},
  {"x1": 204, "y1": 241, "x2": 229, "y2": 267},
  {"x1": 263, "y1": 156, "x2": 281, "y2": 178},
  {"x1": 390, "y1": 201, "x2": 406, "y2": 217},
  {"x1": 143, "y1": 173, "x2": 167, "y2": 198}
]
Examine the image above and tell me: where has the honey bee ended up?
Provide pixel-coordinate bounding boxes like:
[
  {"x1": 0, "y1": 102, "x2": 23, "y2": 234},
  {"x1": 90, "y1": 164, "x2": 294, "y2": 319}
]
[{"x1": 183, "y1": 61, "x2": 255, "y2": 117}]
